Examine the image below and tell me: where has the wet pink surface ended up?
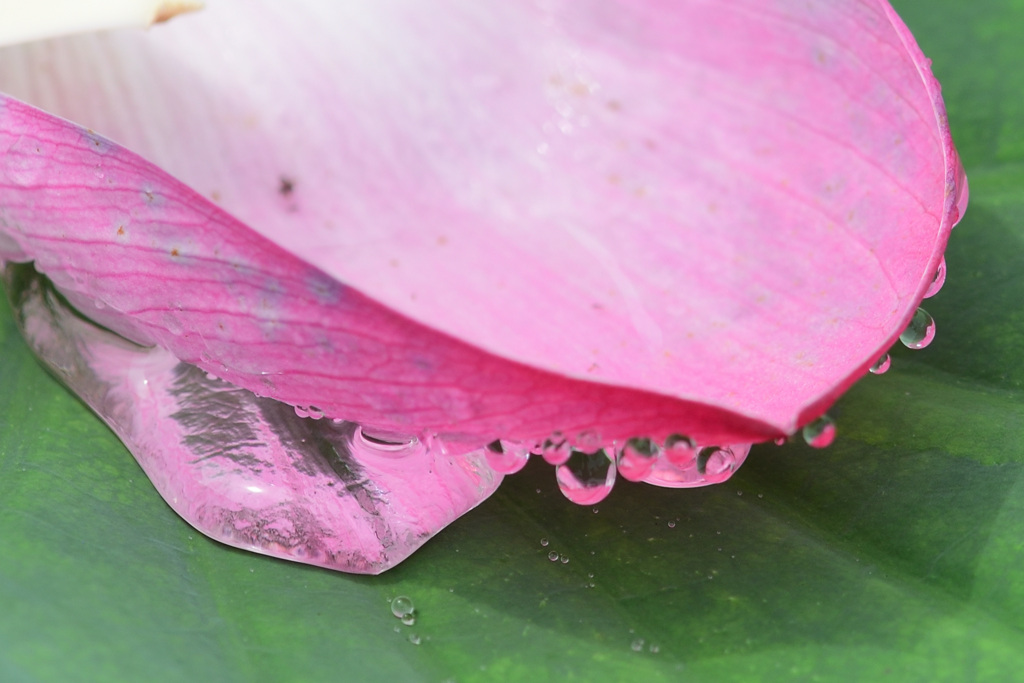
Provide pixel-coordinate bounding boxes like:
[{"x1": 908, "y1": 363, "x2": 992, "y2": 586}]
[{"x1": 7, "y1": 267, "x2": 501, "y2": 573}]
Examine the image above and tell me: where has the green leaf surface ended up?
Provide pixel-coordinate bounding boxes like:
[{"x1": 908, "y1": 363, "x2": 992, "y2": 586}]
[{"x1": 2, "y1": 2, "x2": 1023, "y2": 680}]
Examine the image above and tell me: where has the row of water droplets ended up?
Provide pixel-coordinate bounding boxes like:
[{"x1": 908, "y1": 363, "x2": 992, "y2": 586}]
[
  {"x1": 811, "y1": 169, "x2": 964, "y2": 443},
  {"x1": 389, "y1": 595, "x2": 423, "y2": 645},
  {"x1": 481, "y1": 431, "x2": 755, "y2": 505},
  {"x1": 289, "y1": 176, "x2": 963, "y2": 504}
]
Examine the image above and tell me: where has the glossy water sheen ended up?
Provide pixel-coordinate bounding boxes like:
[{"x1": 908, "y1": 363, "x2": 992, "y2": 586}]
[
  {"x1": 616, "y1": 437, "x2": 659, "y2": 482},
  {"x1": 870, "y1": 353, "x2": 892, "y2": 375},
  {"x1": 484, "y1": 439, "x2": 530, "y2": 475},
  {"x1": 642, "y1": 443, "x2": 751, "y2": 488},
  {"x1": 2, "y1": 262, "x2": 502, "y2": 574},
  {"x1": 924, "y1": 257, "x2": 946, "y2": 298},
  {"x1": 540, "y1": 436, "x2": 573, "y2": 466},
  {"x1": 555, "y1": 449, "x2": 617, "y2": 505},
  {"x1": 899, "y1": 307, "x2": 937, "y2": 350},
  {"x1": 802, "y1": 415, "x2": 837, "y2": 449},
  {"x1": 391, "y1": 596, "x2": 414, "y2": 620},
  {"x1": 663, "y1": 434, "x2": 697, "y2": 468}
]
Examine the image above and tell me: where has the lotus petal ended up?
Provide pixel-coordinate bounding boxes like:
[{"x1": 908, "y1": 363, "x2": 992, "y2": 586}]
[
  {"x1": 0, "y1": 0, "x2": 963, "y2": 445},
  {"x1": 0, "y1": 1, "x2": 965, "y2": 570}
]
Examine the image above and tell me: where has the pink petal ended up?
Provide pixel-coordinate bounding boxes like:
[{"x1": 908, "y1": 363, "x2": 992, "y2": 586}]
[{"x1": 0, "y1": 0, "x2": 961, "y2": 448}]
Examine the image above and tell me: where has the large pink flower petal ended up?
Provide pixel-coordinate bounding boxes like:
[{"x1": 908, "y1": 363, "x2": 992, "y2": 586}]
[{"x1": 0, "y1": 0, "x2": 961, "y2": 448}]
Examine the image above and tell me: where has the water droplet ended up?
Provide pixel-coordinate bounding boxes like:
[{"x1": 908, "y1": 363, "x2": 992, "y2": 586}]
[
  {"x1": 391, "y1": 596, "x2": 415, "y2": 620},
  {"x1": 631, "y1": 638, "x2": 645, "y2": 652},
  {"x1": 574, "y1": 430, "x2": 602, "y2": 451},
  {"x1": 616, "y1": 437, "x2": 659, "y2": 482},
  {"x1": 540, "y1": 538, "x2": 549, "y2": 547},
  {"x1": 900, "y1": 307, "x2": 936, "y2": 350},
  {"x1": 548, "y1": 550, "x2": 559, "y2": 562},
  {"x1": 649, "y1": 644, "x2": 660, "y2": 654},
  {"x1": 484, "y1": 439, "x2": 530, "y2": 474},
  {"x1": 401, "y1": 614, "x2": 416, "y2": 626},
  {"x1": 802, "y1": 415, "x2": 836, "y2": 448},
  {"x1": 560, "y1": 555, "x2": 569, "y2": 564},
  {"x1": 540, "y1": 434, "x2": 572, "y2": 466},
  {"x1": 555, "y1": 449, "x2": 616, "y2": 505},
  {"x1": 952, "y1": 165, "x2": 969, "y2": 227},
  {"x1": 293, "y1": 406, "x2": 310, "y2": 419},
  {"x1": 356, "y1": 427, "x2": 418, "y2": 455},
  {"x1": 663, "y1": 434, "x2": 697, "y2": 468},
  {"x1": 924, "y1": 257, "x2": 946, "y2": 298},
  {"x1": 870, "y1": 353, "x2": 891, "y2": 375},
  {"x1": 667, "y1": 521, "x2": 676, "y2": 528},
  {"x1": 408, "y1": 633, "x2": 422, "y2": 645},
  {"x1": 696, "y1": 447, "x2": 737, "y2": 483},
  {"x1": 774, "y1": 436, "x2": 787, "y2": 446}
]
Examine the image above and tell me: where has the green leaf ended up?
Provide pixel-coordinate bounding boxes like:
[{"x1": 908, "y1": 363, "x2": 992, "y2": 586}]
[{"x1": 3, "y1": 1, "x2": 1024, "y2": 680}]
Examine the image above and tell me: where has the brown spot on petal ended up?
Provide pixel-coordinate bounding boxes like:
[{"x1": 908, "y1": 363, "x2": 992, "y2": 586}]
[{"x1": 279, "y1": 176, "x2": 295, "y2": 197}]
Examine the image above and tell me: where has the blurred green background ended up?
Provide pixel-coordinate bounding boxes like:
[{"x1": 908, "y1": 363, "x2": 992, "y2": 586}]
[{"x1": 2, "y1": 1, "x2": 1023, "y2": 680}]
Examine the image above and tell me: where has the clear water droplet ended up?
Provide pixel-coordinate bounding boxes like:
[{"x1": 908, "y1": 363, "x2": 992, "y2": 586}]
[
  {"x1": 560, "y1": 555, "x2": 569, "y2": 564},
  {"x1": 774, "y1": 436, "x2": 787, "y2": 446},
  {"x1": 484, "y1": 439, "x2": 530, "y2": 474},
  {"x1": 408, "y1": 633, "x2": 422, "y2": 645},
  {"x1": 356, "y1": 427, "x2": 418, "y2": 455},
  {"x1": 293, "y1": 406, "x2": 309, "y2": 419},
  {"x1": 900, "y1": 307, "x2": 936, "y2": 350},
  {"x1": 663, "y1": 434, "x2": 697, "y2": 468},
  {"x1": 401, "y1": 614, "x2": 416, "y2": 626},
  {"x1": 631, "y1": 638, "x2": 645, "y2": 652},
  {"x1": 548, "y1": 550, "x2": 559, "y2": 562},
  {"x1": 696, "y1": 446, "x2": 737, "y2": 483},
  {"x1": 952, "y1": 165, "x2": 969, "y2": 227},
  {"x1": 391, "y1": 596, "x2": 415, "y2": 620},
  {"x1": 649, "y1": 644, "x2": 660, "y2": 654},
  {"x1": 574, "y1": 430, "x2": 602, "y2": 451},
  {"x1": 540, "y1": 538, "x2": 549, "y2": 547},
  {"x1": 924, "y1": 257, "x2": 946, "y2": 298},
  {"x1": 802, "y1": 415, "x2": 836, "y2": 448},
  {"x1": 870, "y1": 353, "x2": 891, "y2": 375},
  {"x1": 667, "y1": 521, "x2": 676, "y2": 528},
  {"x1": 616, "y1": 437, "x2": 659, "y2": 482},
  {"x1": 541, "y1": 434, "x2": 572, "y2": 466},
  {"x1": 555, "y1": 449, "x2": 616, "y2": 505}
]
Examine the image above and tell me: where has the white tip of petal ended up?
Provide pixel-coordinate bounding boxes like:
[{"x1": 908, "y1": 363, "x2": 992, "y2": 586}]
[{"x1": 0, "y1": 0, "x2": 203, "y2": 48}]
